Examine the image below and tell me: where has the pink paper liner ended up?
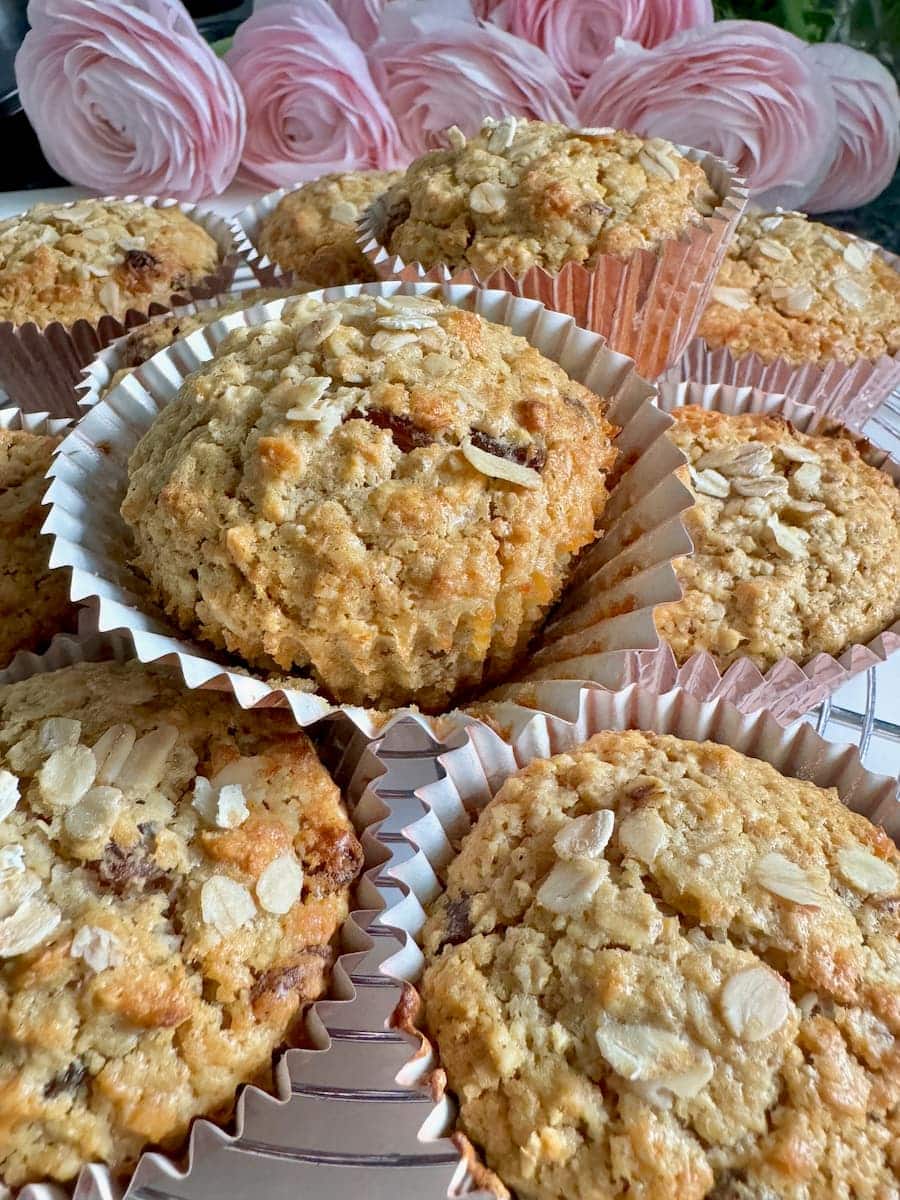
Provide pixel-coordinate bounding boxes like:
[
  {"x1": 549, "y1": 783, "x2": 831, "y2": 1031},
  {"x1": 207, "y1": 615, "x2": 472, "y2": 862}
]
[
  {"x1": 356, "y1": 144, "x2": 748, "y2": 380},
  {"x1": 0, "y1": 195, "x2": 249, "y2": 420},
  {"x1": 559, "y1": 380, "x2": 900, "y2": 725}
]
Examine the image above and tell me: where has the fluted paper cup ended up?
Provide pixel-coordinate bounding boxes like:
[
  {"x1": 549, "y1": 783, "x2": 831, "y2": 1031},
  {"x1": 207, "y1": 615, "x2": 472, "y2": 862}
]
[
  {"x1": 44, "y1": 282, "x2": 692, "y2": 729},
  {"x1": 230, "y1": 187, "x2": 321, "y2": 290},
  {"x1": 357, "y1": 144, "x2": 749, "y2": 380},
  {"x1": 665, "y1": 245, "x2": 900, "y2": 430},
  {"x1": 0, "y1": 196, "x2": 250, "y2": 420},
  {"x1": 351, "y1": 680, "x2": 898, "y2": 1195}
]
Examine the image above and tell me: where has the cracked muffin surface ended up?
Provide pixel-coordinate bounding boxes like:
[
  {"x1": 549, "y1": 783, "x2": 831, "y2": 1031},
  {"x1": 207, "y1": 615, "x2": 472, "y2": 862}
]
[
  {"x1": 382, "y1": 119, "x2": 720, "y2": 276},
  {"x1": 0, "y1": 661, "x2": 361, "y2": 1186},
  {"x1": 257, "y1": 170, "x2": 403, "y2": 286},
  {"x1": 121, "y1": 293, "x2": 617, "y2": 709},
  {"x1": 421, "y1": 730, "x2": 900, "y2": 1200},
  {"x1": 656, "y1": 406, "x2": 900, "y2": 670},
  {"x1": 697, "y1": 210, "x2": 900, "y2": 366},
  {"x1": 0, "y1": 199, "x2": 221, "y2": 328},
  {"x1": 0, "y1": 427, "x2": 74, "y2": 663}
]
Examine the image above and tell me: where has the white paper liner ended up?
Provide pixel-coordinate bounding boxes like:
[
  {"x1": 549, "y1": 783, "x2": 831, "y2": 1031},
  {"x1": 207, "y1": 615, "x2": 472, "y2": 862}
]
[
  {"x1": 354, "y1": 143, "x2": 749, "y2": 380},
  {"x1": 45, "y1": 281, "x2": 692, "y2": 730},
  {"x1": 664, "y1": 244, "x2": 900, "y2": 430},
  {"x1": 0, "y1": 195, "x2": 252, "y2": 420},
  {"x1": 350, "y1": 681, "x2": 898, "y2": 1195}
]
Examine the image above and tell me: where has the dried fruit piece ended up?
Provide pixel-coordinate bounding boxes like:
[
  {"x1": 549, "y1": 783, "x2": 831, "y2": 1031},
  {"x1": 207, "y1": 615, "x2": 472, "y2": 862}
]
[
  {"x1": 754, "y1": 851, "x2": 829, "y2": 907},
  {"x1": 350, "y1": 407, "x2": 434, "y2": 453},
  {"x1": 469, "y1": 181, "x2": 508, "y2": 215},
  {"x1": 38, "y1": 718, "x2": 82, "y2": 753},
  {"x1": 618, "y1": 810, "x2": 668, "y2": 863},
  {"x1": 689, "y1": 466, "x2": 730, "y2": 499},
  {"x1": 64, "y1": 787, "x2": 122, "y2": 842},
  {"x1": 201, "y1": 875, "x2": 257, "y2": 935},
  {"x1": 37, "y1": 745, "x2": 97, "y2": 809},
  {"x1": 70, "y1": 925, "x2": 122, "y2": 972},
  {"x1": 721, "y1": 967, "x2": 790, "y2": 1041},
  {"x1": 257, "y1": 854, "x2": 304, "y2": 914},
  {"x1": 536, "y1": 859, "x2": 604, "y2": 913},
  {"x1": 116, "y1": 724, "x2": 178, "y2": 792},
  {"x1": 461, "y1": 437, "x2": 541, "y2": 489},
  {"x1": 836, "y1": 847, "x2": 897, "y2": 896},
  {"x1": 711, "y1": 286, "x2": 752, "y2": 311},
  {"x1": 0, "y1": 770, "x2": 20, "y2": 822},
  {"x1": 93, "y1": 724, "x2": 137, "y2": 786},
  {"x1": 0, "y1": 896, "x2": 61, "y2": 957},
  {"x1": 553, "y1": 811, "x2": 615, "y2": 861}
]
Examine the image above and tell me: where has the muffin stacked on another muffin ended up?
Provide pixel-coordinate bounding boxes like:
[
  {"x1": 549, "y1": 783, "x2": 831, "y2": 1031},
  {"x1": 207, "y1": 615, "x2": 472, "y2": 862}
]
[
  {"x1": 120, "y1": 292, "x2": 618, "y2": 710},
  {"x1": 0, "y1": 661, "x2": 362, "y2": 1186},
  {"x1": 0, "y1": 199, "x2": 222, "y2": 328},
  {"x1": 656, "y1": 406, "x2": 900, "y2": 670},
  {"x1": 257, "y1": 170, "x2": 403, "y2": 286},
  {"x1": 698, "y1": 210, "x2": 900, "y2": 368},
  {"x1": 422, "y1": 731, "x2": 900, "y2": 1200},
  {"x1": 0, "y1": 425, "x2": 74, "y2": 663},
  {"x1": 379, "y1": 119, "x2": 721, "y2": 277}
]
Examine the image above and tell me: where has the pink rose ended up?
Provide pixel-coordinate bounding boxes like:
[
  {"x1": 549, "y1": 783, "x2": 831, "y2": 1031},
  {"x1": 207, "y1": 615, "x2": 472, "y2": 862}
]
[
  {"x1": 804, "y1": 43, "x2": 900, "y2": 212},
  {"x1": 227, "y1": 0, "x2": 405, "y2": 189},
  {"x1": 16, "y1": 0, "x2": 245, "y2": 201},
  {"x1": 579, "y1": 21, "x2": 839, "y2": 210},
  {"x1": 330, "y1": 0, "x2": 384, "y2": 49},
  {"x1": 476, "y1": 0, "x2": 714, "y2": 95},
  {"x1": 372, "y1": 0, "x2": 577, "y2": 158}
]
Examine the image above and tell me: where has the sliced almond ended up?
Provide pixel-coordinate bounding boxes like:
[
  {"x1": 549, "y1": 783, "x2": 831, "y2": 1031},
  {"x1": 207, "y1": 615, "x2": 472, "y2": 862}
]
[
  {"x1": 791, "y1": 461, "x2": 821, "y2": 493},
  {"x1": 696, "y1": 442, "x2": 772, "y2": 477},
  {"x1": 93, "y1": 724, "x2": 137, "y2": 786},
  {"x1": 595, "y1": 1021, "x2": 696, "y2": 1082},
  {"x1": 116, "y1": 724, "x2": 178, "y2": 793},
  {"x1": 217, "y1": 784, "x2": 250, "y2": 830},
  {"x1": 201, "y1": 875, "x2": 256, "y2": 936},
  {"x1": 754, "y1": 851, "x2": 829, "y2": 908},
  {"x1": 297, "y1": 309, "x2": 343, "y2": 350},
  {"x1": 631, "y1": 1051, "x2": 715, "y2": 1108},
  {"x1": 469, "y1": 181, "x2": 508, "y2": 215},
  {"x1": 536, "y1": 859, "x2": 604, "y2": 914},
  {"x1": 759, "y1": 215, "x2": 783, "y2": 232},
  {"x1": 771, "y1": 284, "x2": 815, "y2": 316},
  {"x1": 98, "y1": 280, "x2": 120, "y2": 313},
  {"x1": 820, "y1": 231, "x2": 844, "y2": 252},
  {"x1": 833, "y1": 276, "x2": 868, "y2": 309},
  {"x1": 460, "y1": 438, "x2": 540, "y2": 489},
  {"x1": 371, "y1": 331, "x2": 419, "y2": 353},
  {"x1": 721, "y1": 967, "x2": 790, "y2": 1041},
  {"x1": 446, "y1": 124, "x2": 466, "y2": 150},
  {"x1": 257, "y1": 853, "x2": 304, "y2": 914},
  {"x1": 689, "y1": 466, "x2": 730, "y2": 499},
  {"x1": 0, "y1": 770, "x2": 20, "y2": 822},
  {"x1": 766, "y1": 515, "x2": 808, "y2": 560},
  {"x1": 375, "y1": 313, "x2": 437, "y2": 332},
  {"x1": 0, "y1": 868, "x2": 41, "y2": 917},
  {"x1": 38, "y1": 718, "x2": 82, "y2": 754},
  {"x1": 779, "y1": 442, "x2": 819, "y2": 463},
  {"x1": 70, "y1": 924, "x2": 122, "y2": 972},
  {"x1": 711, "y1": 286, "x2": 752, "y2": 311},
  {"x1": 842, "y1": 241, "x2": 870, "y2": 271},
  {"x1": 732, "y1": 475, "x2": 787, "y2": 499},
  {"x1": 0, "y1": 845, "x2": 25, "y2": 875},
  {"x1": 64, "y1": 786, "x2": 122, "y2": 842},
  {"x1": 836, "y1": 846, "x2": 897, "y2": 896},
  {"x1": 618, "y1": 810, "x2": 668, "y2": 864},
  {"x1": 486, "y1": 115, "x2": 517, "y2": 153},
  {"x1": 553, "y1": 811, "x2": 615, "y2": 862},
  {"x1": 37, "y1": 745, "x2": 97, "y2": 809},
  {"x1": 638, "y1": 146, "x2": 679, "y2": 181},
  {"x1": 328, "y1": 201, "x2": 357, "y2": 224},
  {"x1": 289, "y1": 376, "x2": 332, "y2": 406},
  {"x1": 756, "y1": 238, "x2": 791, "y2": 262},
  {"x1": 0, "y1": 896, "x2": 61, "y2": 957}
]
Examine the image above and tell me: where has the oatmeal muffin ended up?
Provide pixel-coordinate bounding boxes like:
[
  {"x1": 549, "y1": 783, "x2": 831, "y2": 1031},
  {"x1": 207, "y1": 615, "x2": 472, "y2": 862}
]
[
  {"x1": 698, "y1": 210, "x2": 900, "y2": 367},
  {"x1": 656, "y1": 407, "x2": 900, "y2": 670},
  {"x1": 0, "y1": 426, "x2": 74, "y2": 663},
  {"x1": 422, "y1": 730, "x2": 900, "y2": 1200},
  {"x1": 121, "y1": 293, "x2": 617, "y2": 709},
  {"x1": 100, "y1": 287, "x2": 302, "y2": 396},
  {"x1": 0, "y1": 660, "x2": 362, "y2": 1186},
  {"x1": 257, "y1": 170, "x2": 403, "y2": 286},
  {"x1": 0, "y1": 199, "x2": 222, "y2": 328},
  {"x1": 381, "y1": 119, "x2": 720, "y2": 277}
]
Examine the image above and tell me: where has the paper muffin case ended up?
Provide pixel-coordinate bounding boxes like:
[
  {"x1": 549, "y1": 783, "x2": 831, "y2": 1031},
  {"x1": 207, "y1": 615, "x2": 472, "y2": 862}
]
[
  {"x1": 560, "y1": 379, "x2": 900, "y2": 726},
  {"x1": 334, "y1": 680, "x2": 899, "y2": 1198},
  {"x1": 44, "y1": 281, "x2": 692, "y2": 730},
  {"x1": 664, "y1": 246, "x2": 900, "y2": 431},
  {"x1": 0, "y1": 195, "x2": 252, "y2": 421},
  {"x1": 354, "y1": 146, "x2": 749, "y2": 381}
]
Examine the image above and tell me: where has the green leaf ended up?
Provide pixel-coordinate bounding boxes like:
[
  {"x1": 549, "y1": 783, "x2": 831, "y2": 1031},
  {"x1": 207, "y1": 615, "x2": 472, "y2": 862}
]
[{"x1": 208, "y1": 36, "x2": 233, "y2": 57}]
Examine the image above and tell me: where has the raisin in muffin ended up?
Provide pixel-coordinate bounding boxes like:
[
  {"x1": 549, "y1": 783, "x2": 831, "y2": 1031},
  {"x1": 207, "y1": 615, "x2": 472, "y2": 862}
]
[
  {"x1": 421, "y1": 730, "x2": 900, "y2": 1200},
  {"x1": 655, "y1": 407, "x2": 900, "y2": 670},
  {"x1": 257, "y1": 170, "x2": 403, "y2": 286},
  {"x1": 121, "y1": 293, "x2": 617, "y2": 710},
  {"x1": 697, "y1": 210, "x2": 900, "y2": 367},
  {"x1": 379, "y1": 119, "x2": 720, "y2": 277},
  {"x1": 0, "y1": 661, "x2": 362, "y2": 1186},
  {"x1": 100, "y1": 288, "x2": 302, "y2": 396},
  {"x1": 0, "y1": 199, "x2": 222, "y2": 328},
  {"x1": 0, "y1": 426, "x2": 74, "y2": 663}
]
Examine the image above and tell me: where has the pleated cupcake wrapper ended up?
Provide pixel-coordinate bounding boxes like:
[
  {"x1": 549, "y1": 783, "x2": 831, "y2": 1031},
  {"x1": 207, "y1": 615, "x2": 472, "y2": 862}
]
[
  {"x1": 562, "y1": 379, "x2": 900, "y2": 726},
  {"x1": 332, "y1": 679, "x2": 899, "y2": 1197},
  {"x1": 664, "y1": 245, "x2": 900, "y2": 431},
  {"x1": 230, "y1": 187, "x2": 318, "y2": 290},
  {"x1": 355, "y1": 145, "x2": 748, "y2": 380},
  {"x1": 0, "y1": 195, "x2": 251, "y2": 421},
  {"x1": 44, "y1": 280, "x2": 692, "y2": 730},
  {"x1": 0, "y1": 634, "x2": 478, "y2": 1200}
]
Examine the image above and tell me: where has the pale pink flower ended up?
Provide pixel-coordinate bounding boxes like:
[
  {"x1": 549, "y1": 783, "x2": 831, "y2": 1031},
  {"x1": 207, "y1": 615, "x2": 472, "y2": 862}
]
[
  {"x1": 16, "y1": 0, "x2": 245, "y2": 201},
  {"x1": 476, "y1": 0, "x2": 713, "y2": 95},
  {"x1": 579, "y1": 21, "x2": 839, "y2": 210},
  {"x1": 227, "y1": 0, "x2": 405, "y2": 189},
  {"x1": 804, "y1": 43, "x2": 900, "y2": 212},
  {"x1": 330, "y1": 0, "x2": 384, "y2": 49},
  {"x1": 372, "y1": 0, "x2": 577, "y2": 158}
]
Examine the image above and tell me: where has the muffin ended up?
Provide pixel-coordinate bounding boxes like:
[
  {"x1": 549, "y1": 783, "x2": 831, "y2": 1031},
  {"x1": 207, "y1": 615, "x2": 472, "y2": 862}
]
[
  {"x1": 655, "y1": 406, "x2": 900, "y2": 670},
  {"x1": 120, "y1": 292, "x2": 617, "y2": 710},
  {"x1": 257, "y1": 170, "x2": 403, "y2": 286},
  {"x1": 0, "y1": 660, "x2": 362, "y2": 1186},
  {"x1": 380, "y1": 119, "x2": 720, "y2": 277},
  {"x1": 421, "y1": 730, "x2": 900, "y2": 1200},
  {"x1": 0, "y1": 199, "x2": 222, "y2": 329},
  {"x1": 100, "y1": 288, "x2": 302, "y2": 396},
  {"x1": 698, "y1": 210, "x2": 900, "y2": 368},
  {"x1": 0, "y1": 426, "x2": 74, "y2": 663}
]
